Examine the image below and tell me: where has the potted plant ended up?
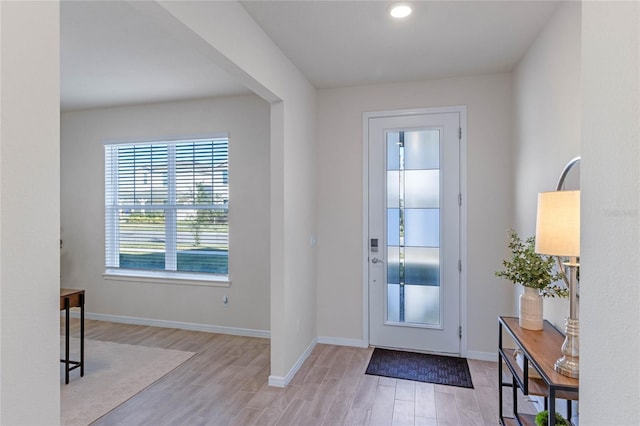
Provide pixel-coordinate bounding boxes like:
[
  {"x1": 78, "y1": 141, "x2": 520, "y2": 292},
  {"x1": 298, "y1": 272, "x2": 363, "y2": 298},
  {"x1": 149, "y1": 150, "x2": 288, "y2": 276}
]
[
  {"x1": 535, "y1": 410, "x2": 570, "y2": 426},
  {"x1": 496, "y1": 229, "x2": 568, "y2": 330}
]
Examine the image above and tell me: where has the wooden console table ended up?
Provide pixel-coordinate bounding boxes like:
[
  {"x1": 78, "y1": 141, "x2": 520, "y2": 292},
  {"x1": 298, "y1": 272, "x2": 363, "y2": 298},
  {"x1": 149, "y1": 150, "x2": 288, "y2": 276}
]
[
  {"x1": 60, "y1": 288, "x2": 84, "y2": 384},
  {"x1": 498, "y1": 316, "x2": 579, "y2": 426}
]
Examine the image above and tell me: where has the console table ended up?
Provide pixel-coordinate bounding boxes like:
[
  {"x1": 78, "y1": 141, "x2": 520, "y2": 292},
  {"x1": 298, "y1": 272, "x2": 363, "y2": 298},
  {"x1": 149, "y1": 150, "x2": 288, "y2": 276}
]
[
  {"x1": 60, "y1": 288, "x2": 84, "y2": 384},
  {"x1": 498, "y1": 316, "x2": 579, "y2": 426}
]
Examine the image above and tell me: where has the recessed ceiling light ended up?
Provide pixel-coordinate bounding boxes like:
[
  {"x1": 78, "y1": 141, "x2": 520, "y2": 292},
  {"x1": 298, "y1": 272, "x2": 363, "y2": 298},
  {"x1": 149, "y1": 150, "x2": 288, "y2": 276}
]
[{"x1": 389, "y1": 2, "x2": 412, "y2": 19}]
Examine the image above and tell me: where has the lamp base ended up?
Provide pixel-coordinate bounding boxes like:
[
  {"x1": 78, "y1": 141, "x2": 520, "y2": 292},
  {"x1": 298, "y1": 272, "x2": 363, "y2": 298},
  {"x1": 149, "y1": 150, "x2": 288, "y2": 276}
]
[{"x1": 555, "y1": 317, "x2": 579, "y2": 378}]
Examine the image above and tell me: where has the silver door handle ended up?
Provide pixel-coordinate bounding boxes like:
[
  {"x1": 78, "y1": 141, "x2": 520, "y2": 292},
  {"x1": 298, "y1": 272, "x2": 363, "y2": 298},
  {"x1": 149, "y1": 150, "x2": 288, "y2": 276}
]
[{"x1": 371, "y1": 257, "x2": 384, "y2": 264}]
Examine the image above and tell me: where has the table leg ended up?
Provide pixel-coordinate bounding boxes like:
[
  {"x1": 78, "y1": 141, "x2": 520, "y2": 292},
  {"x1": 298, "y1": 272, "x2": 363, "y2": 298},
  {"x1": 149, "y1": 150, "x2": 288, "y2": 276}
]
[
  {"x1": 549, "y1": 389, "x2": 556, "y2": 426},
  {"x1": 498, "y1": 323, "x2": 503, "y2": 419},
  {"x1": 64, "y1": 296, "x2": 70, "y2": 385},
  {"x1": 498, "y1": 355, "x2": 503, "y2": 419},
  {"x1": 80, "y1": 293, "x2": 84, "y2": 377},
  {"x1": 512, "y1": 376, "x2": 518, "y2": 417}
]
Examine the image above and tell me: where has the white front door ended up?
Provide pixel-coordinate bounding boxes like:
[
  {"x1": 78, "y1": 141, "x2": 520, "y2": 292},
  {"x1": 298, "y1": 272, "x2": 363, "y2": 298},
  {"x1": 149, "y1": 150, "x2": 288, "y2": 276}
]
[{"x1": 367, "y1": 109, "x2": 462, "y2": 355}]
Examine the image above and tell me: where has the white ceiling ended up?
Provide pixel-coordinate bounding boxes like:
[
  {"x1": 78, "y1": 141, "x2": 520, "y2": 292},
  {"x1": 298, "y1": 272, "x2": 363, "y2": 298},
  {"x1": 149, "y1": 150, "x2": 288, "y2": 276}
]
[
  {"x1": 60, "y1": 1, "x2": 251, "y2": 111},
  {"x1": 60, "y1": 0, "x2": 559, "y2": 111},
  {"x1": 241, "y1": 1, "x2": 559, "y2": 89}
]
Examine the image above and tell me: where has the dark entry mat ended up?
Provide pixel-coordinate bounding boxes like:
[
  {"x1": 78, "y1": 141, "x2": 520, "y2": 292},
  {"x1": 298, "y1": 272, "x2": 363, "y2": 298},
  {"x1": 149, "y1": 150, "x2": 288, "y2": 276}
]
[{"x1": 365, "y1": 348, "x2": 474, "y2": 388}]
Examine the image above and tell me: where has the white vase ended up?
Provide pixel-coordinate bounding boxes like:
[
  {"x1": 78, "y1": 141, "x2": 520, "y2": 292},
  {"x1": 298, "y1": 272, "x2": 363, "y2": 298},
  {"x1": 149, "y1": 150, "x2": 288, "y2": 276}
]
[{"x1": 519, "y1": 287, "x2": 543, "y2": 330}]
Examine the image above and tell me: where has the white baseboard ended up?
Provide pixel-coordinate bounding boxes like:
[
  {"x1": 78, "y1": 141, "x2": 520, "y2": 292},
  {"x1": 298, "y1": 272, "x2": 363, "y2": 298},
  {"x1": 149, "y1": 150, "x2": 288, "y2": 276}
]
[
  {"x1": 268, "y1": 337, "x2": 318, "y2": 388},
  {"x1": 62, "y1": 311, "x2": 270, "y2": 339},
  {"x1": 466, "y1": 350, "x2": 497, "y2": 362},
  {"x1": 317, "y1": 336, "x2": 368, "y2": 348},
  {"x1": 267, "y1": 376, "x2": 287, "y2": 388}
]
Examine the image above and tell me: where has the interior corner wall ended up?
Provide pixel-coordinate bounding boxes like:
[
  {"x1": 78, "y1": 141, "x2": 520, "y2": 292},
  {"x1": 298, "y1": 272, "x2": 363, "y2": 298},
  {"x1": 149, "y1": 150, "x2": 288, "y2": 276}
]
[
  {"x1": 0, "y1": 1, "x2": 60, "y2": 424},
  {"x1": 156, "y1": 1, "x2": 318, "y2": 382},
  {"x1": 581, "y1": 2, "x2": 640, "y2": 423},
  {"x1": 512, "y1": 1, "x2": 581, "y2": 330},
  {"x1": 316, "y1": 73, "x2": 514, "y2": 357},
  {"x1": 60, "y1": 95, "x2": 271, "y2": 332}
]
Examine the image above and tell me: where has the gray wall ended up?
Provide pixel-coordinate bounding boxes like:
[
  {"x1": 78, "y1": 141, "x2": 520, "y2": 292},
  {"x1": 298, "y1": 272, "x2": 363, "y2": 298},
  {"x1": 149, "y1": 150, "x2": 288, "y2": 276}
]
[
  {"x1": 316, "y1": 73, "x2": 515, "y2": 358},
  {"x1": 61, "y1": 95, "x2": 271, "y2": 333},
  {"x1": 513, "y1": 2, "x2": 640, "y2": 422},
  {"x1": 512, "y1": 1, "x2": 581, "y2": 330},
  {"x1": 581, "y1": 1, "x2": 640, "y2": 423},
  {"x1": 158, "y1": 2, "x2": 318, "y2": 383},
  {"x1": 0, "y1": 1, "x2": 60, "y2": 423}
]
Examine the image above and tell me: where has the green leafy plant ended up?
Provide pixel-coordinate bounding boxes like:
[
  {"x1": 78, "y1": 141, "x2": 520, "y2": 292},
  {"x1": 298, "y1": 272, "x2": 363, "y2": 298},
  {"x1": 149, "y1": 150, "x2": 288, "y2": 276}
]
[
  {"x1": 495, "y1": 229, "x2": 568, "y2": 298},
  {"x1": 535, "y1": 410, "x2": 570, "y2": 426}
]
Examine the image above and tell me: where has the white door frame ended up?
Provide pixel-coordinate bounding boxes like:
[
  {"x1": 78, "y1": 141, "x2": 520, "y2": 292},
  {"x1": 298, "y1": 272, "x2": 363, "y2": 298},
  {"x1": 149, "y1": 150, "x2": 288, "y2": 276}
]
[{"x1": 362, "y1": 106, "x2": 468, "y2": 356}]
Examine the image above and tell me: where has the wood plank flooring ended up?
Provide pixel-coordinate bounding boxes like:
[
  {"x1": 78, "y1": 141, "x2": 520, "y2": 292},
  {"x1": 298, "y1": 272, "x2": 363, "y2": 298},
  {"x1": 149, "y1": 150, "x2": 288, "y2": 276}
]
[{"x1": 62, "y1": 319, "x2": 536, "y2": 425}]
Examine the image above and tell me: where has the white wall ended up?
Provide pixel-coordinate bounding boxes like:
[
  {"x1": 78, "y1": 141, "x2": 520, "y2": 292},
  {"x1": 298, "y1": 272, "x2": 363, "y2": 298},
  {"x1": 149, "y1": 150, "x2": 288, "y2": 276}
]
[
  {"x1": 0, "y1": 1, "x2": 60, "y2": 424},
  {"x1": 581, "y1": 2, "x2": 640, "y2": 423},
  {"x1": 61, "y1": 95, "x2": 271, "y2": 333},
  {"x1": 512, "y1": 1, "x2": 581, "y2": 329},
  {"x1": 316, "y1": 73, "x2": 514, "y2": 357},
  {"x1": 157, "y1": 1, "x2": 317, "y2": 383},
  {"x1": 514, "y1": 2, "x2": 640, "y2": 422}
]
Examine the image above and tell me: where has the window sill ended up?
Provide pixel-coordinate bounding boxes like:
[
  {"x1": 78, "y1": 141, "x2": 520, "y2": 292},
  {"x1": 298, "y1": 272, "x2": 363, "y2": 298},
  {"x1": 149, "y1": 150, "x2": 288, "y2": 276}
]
[{"x1": 103, "y1": 268, "x2": 231, "y2": 288}]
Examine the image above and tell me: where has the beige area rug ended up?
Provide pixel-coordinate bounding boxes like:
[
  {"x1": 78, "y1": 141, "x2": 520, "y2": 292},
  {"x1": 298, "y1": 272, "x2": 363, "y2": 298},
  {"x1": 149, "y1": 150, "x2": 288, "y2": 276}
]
[{"x1": 61, "y1": 338, "x2": 195, "y2": 426}]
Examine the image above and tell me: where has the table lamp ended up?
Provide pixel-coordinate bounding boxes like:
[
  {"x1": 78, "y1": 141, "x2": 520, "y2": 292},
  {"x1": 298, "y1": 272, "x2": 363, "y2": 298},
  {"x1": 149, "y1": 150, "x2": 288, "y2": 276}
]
[{"x1": 535, "y1": 157, "x2": 580, "y2": 378}]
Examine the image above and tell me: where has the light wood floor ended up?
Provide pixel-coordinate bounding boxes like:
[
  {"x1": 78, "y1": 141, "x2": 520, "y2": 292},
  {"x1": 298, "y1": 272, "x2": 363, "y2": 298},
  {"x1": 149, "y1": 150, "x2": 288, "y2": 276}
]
[{"x1": 62, "y1": 319, "x2": 536, "y2": 425}]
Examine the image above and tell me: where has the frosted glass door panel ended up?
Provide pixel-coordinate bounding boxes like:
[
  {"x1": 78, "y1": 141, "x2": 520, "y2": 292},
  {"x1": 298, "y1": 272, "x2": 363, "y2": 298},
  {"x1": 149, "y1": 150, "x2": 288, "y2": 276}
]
[
  {"x1": 404, "y1": 170, "x2": 439, "y2": 208},
  {"x1": 404, "y1": 209, "x2": 439, "y2": 247},
  {"x1": 387, "y1": 284, "x2": 400, "y2": 322},
  {"x1": 404, "y1": 130, "x2": 440, "y2": 170},
  {"x1": 385, "y1": 129, "x2": 442, "y2": 327},
  {"x1": 404, "y1": 247, "x2": 440, "y2": 285},
  {"x1": 405, "y1": 285, "x2": 440, "y2": 324},
  {"x1": 387, "y1": 134, "x2": 401, "y2": 171},
  {"x1": 387, "y1": 209, "x2": 400, "y2": 246},
  {"x1": 387, "y1": 171, "x2": 400, "y2": 206},
  {"x1": 387, "y1": 246, "x2": 400, "y2": 285}
]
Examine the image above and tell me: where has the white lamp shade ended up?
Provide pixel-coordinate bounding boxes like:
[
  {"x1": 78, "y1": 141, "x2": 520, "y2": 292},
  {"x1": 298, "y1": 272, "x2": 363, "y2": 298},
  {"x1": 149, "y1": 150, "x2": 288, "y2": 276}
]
[{"x1": 535, "y1": 190, "x2": 580, "y2": 257}]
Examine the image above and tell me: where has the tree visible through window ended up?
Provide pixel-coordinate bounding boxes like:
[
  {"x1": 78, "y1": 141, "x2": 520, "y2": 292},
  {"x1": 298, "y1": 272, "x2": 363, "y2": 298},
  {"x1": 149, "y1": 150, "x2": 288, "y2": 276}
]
[{"x1": 105, "y1": 138, "x2": 229, "y2": 278}]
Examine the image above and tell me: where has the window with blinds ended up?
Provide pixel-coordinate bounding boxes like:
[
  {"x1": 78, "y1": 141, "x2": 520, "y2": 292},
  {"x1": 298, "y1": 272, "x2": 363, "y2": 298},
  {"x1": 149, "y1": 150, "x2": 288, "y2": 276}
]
[{"x1": 105, "y1": 138, "x2": 229, "y2": 279}]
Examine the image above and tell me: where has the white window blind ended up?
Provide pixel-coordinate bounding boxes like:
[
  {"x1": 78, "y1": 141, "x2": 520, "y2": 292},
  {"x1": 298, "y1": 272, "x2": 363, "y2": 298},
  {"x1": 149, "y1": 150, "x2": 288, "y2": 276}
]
[{"x1": 105, "y1": 138, "x2": 229, "y2": 278}]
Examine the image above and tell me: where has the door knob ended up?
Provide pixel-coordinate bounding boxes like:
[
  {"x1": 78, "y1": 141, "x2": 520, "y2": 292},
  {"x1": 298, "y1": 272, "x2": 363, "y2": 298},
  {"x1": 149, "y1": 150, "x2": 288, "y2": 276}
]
[{"x1": 371, "y1": 258, "x2": 384, "y2": 264}]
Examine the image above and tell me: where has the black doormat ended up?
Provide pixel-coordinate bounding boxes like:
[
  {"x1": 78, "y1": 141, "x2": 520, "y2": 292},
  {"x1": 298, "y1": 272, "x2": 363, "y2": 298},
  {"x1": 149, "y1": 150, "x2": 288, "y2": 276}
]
[{"x1": 365, "y1": 348, "x2": 474, "y2": 388}]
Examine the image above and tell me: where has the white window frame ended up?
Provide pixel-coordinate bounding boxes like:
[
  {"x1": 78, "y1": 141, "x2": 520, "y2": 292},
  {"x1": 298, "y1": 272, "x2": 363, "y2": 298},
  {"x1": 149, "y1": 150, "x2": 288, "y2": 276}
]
[{"x1": 103, "y1": 136, "x2": 230, "y2": 287}]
